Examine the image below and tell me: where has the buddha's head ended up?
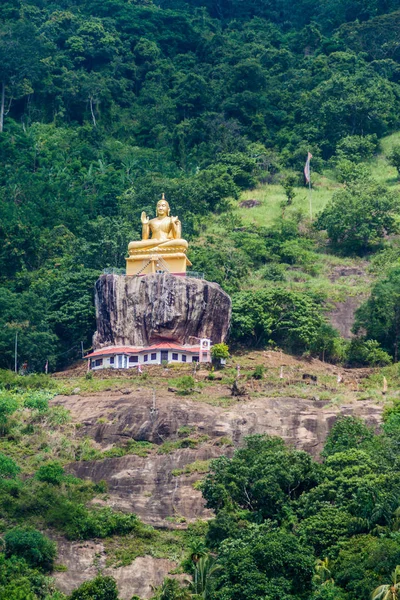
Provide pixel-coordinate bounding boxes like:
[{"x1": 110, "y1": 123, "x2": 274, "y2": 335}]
[{"x1": 156, "y1": 194, "x2": 170, "y2": 217}]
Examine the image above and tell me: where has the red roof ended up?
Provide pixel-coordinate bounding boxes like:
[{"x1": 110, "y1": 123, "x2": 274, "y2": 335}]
[{"x1": 85, "y1": 343, "x2": 202, "y2": 359}]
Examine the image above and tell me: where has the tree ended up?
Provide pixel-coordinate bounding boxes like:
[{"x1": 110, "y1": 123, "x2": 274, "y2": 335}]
[
  {"x1": 387, "y1": 145, "x2": 400, "y2": 177},
  {"x1": 315, "y1": 179, "x2": 400, "y2": 254},
  {"x1": 0, "y1": 452, "x2": 20, "y2": 478},
  {"x1": 321, "y1": 416, "x2": 374, "y2": 457},
  {"x1": 230, "y1": 289, "x2": 325, "y2": 352},
  {"x1": 202, "y1": 435, "x2": 317, "y2": 522},
  {"x1": 372, "y1": 566, "x2": 400, "y2": 600},
  {"x1": 4, "y1": 527, "x2": 56, "y2": 571},
  {"x1": 190, "y1": 554, "x2": 222, "y2": 599},
  {"x1": 151, "y1": 578, "x2": 190, "y2": 600},
  {"x1": 0, "y1": 22, "x2": 46, "y2": 132},
  {"x1": 353, "y1": 267, "x2": 400, "y2": 361},
  {"x1": 213, "y1": 524, "x2": 315, "y2": 600}
]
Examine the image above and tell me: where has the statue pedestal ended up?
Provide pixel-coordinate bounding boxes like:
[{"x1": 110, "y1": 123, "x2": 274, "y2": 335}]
[{"x1": 126, "y1": 247, "x2": 192, "y2": 276}]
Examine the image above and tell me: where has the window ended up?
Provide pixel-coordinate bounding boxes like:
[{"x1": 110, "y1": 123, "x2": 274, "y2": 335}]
[
  {"x1": 151, "y1": 353, "x2": 157, "y2": 360},
  {"x1": 192, "y1": 356, "x2": 199, "y2": 362},
  {"x1": 172, "y1": 353, "x2": 178, "y2": 361},
  {"x1": 182, "y1": 355, "x2": 187, "y2": 362},
  {"x1": 129, "y1": 356, "x2": 138, "y2": 363},
  {"x1": 95, "y1": 358, "x2": 103, "y2": 367},
  {"x1": 110, "y1": 357, "x2": 114, "y2": 365},
  {"x1": 144, "y1": 354, "x2": 148, "y2": 362}
]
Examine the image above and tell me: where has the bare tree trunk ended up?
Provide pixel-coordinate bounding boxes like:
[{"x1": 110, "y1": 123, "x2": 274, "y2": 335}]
[
  {"x1": 0, "y1": 82, "x2": 5, "y2": 133},
  {"x1": 89, "y1": 96, "x2": 96, "y2": 128}
]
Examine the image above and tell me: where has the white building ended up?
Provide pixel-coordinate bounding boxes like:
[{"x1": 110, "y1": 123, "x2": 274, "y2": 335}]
[{"x1": 85, "y1": 341, "x2": 211, "y2": 370}]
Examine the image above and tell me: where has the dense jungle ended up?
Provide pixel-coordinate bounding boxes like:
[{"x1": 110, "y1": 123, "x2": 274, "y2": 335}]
[{"x1": 2, "y1": 0, "x2": 400, "y2": 598}]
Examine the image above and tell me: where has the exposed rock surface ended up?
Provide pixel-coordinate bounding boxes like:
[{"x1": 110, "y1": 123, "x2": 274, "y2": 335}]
[
  {"x1": 93, "y1": 273, "x2": 231, "y2": 348},
  {"x1": 53, "y1": 389, "x2": 382, "y2": 527},
  {"x1": 53, "y1": 537, "x2": 178, "y2": 599}
]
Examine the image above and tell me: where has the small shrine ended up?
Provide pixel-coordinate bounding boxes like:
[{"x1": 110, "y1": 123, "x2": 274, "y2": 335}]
[{"x1": 126, "y1": 194, "x2": 192, "y2": 276}]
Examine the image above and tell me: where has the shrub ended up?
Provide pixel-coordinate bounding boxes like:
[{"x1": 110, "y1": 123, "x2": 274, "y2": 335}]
[
  {"x1": 335, "y1": 134, "x2": 378, "y2": 163},
  {"x1": 0, "y1": 453, "x2": 20, "y2": 479},
  {"x1": 24, "y1": 392, "x2": 50, "y2": 413},
  {"x1": 211, "y1": 344, "x2": 230, "y2": 361},
  {"x1": 175, "y1": 376, "x2": 195, "y2": 396},
  {"x1": 0, "y1": 395, "x2": 19, "y2": 435},
  {"x1": 315, "y1": 179, "x2": 399, "y2": 254},
  {"x1": 69, "y1": 575, "x2": 119, "y2": 600},
  {"x1": 35, "y1": 461, "x2": 65, "y2": 485},
  {"x1": 4, "y1": 527, "x2": 56, "y2": 571},
  {"x1": 252, "y1": 365, "x2": 265, "y2": 380},
  {"x1": 345, "y1": 338, "x2": 392, "y2": 367}
]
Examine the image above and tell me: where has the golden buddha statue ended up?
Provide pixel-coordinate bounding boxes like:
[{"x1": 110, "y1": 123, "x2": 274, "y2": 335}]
[{"x1": 126, "y1": 194, "x2": 192, "y2": 276}]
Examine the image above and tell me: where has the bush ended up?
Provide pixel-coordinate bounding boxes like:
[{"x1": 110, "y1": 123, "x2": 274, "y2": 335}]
[
  {"x1": 211, "y1": 344, "x2": 230, "y2": 361},
  {"x1": 387, "y1": 143, "x2": 400, "y2": 176},
  {"x1": 35, "y1": 461, "x2": 65, "y2": 485},
  {"x1": 69, "y1": 575, "x2": 119, "y2": 600},
  {"x1": 0, "y1": 453, "x2": 20, "y2": 479},
  {"x1": 4, "y1": 527, "x2": 56, "y2": 571},
  {"x1": 335, "y1": 134, "x2": 378, "y2": 163},
  {"x1": 47, "y1": 504, "x2": 139, "y2": 540},
  {"x1": 252, "y1": 365, "x2": 265, "y2": 380},
  {"x1": 345, "y1": 338, "x2": 392, "y2": 367},
  {"x1": 175, "y1": 376, "x2": 195, "y2": 396},
  {"x1": 315, "y1": 179, "x2": 399, "y2": 254},
  {"x1": 0, "y1": 395, "x2": 19, "y2": 435},
  {"x1": 24, "y1": 392, "x2": 50, "y2": 413}
]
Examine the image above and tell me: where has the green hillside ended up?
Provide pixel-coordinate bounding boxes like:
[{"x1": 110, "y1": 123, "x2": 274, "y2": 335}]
[{"x1": 2, "y1": 0, "x2": 400, "y2": 598}]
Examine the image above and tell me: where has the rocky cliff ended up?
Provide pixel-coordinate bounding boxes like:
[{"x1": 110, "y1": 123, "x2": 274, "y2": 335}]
[
  {"x1": 93, "y1": 273, "x2": 231, "y2": 348},
  {"x1": 53, "y1": 384, "x2": 382, "y2": 528}
]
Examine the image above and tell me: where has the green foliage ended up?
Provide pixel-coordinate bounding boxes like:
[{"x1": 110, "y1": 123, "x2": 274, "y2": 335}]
[
  {"x1": 4, "y1": 527, "x2": 56, "y2": 571},
  {"x1": 69, "y1": 575, "x2": 119, "y2": 600},
  {"x1": 35, "y1": 462, "x2": 65, "y2": 486},
  {"x1": 174, "y1": 376, "x2": 195, "y2": 396},
  {"x1": 387, "y1": 144, "x2": 400, "y2": 176},
  {"x1": 202, "y1": 435, "x2": 317, "y2": 523},
  {"x1": 231, "y1": 288, "x2": 327, "y2": 353},
  {"x1": 211, "y1": 344, "x2": 230, "y2": 361},
  {"x1": 315, "y1": 179, "x2": 399, "y2": 254},
  {"x1": 335, "y1": 135, "x2": 378, "y2": 163},
  {"x1": 345, "y1": 338, "x2": 392, "y2": 367},
  {"x1": 354, "y1": 267, "x2": 400, "y2": 361},
  {"x1": 150, "y1": 578, "x2": 190, "y2": 600},
  {"x1": 0, "y1": 395, "x2": 18, "y2": 435},
  {"x1": 0, "y1": 453, "x2": 20, "y2": 479},
  {"x1": 252, "y1": 365, "x2": 265, "y2": 380},
  {"x1": 321, "y1": 416, "x2": 374, "y2": 457}
]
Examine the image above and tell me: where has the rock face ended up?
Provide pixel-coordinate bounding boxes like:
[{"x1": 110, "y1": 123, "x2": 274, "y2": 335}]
[
  {"x1": 53, "y1": 537, "x2": 178, "y2": 599},
  {"x1": 53, "y1": 389, "x2": 382, "y2": 527},
  {"x1": 93, "y1": 273, "x2": 231, "y2": 348}
]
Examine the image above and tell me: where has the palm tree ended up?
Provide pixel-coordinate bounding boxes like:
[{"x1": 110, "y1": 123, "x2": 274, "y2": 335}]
[
  {"x1": 189, "y1": 554, "x2": 222, "y2": 599},
  {"x1": 314, "y1": 557, "x2": 334, "y2": 586},
  {"x1": 371, "y1": 566, "x2": 400, "y2": 600}
]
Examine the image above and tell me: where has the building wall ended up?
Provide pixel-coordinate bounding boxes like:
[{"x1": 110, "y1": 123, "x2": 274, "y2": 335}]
[{"x1": 90, "y1": 350, "x2": 203, "y2": 370}]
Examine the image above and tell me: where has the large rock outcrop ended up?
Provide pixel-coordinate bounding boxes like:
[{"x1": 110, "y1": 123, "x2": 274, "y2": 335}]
[
  {"x1": 53, "y1": 388, "x2": 382, "y2": 527},
  {"x1": 93, "y1": 273, "x2": 231, "y2": 348}
]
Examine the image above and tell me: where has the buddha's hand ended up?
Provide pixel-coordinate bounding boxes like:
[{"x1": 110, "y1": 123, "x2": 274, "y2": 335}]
[
  {"x1": 171, "y1": 216, "x2": 180, "y2": 224},
  {"x1": 141, "y1": 211, "x2": 149, "y2": 224}
]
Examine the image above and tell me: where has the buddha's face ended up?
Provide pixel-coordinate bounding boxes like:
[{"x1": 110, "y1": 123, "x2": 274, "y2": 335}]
[{"x1": 157, "y1": 200, "x2": 169, "y2": 216}]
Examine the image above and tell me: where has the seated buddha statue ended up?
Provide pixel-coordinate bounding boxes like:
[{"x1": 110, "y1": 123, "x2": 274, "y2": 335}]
[{"x1": 126, "y1": 194, "x2": 191, "y2": 275}]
